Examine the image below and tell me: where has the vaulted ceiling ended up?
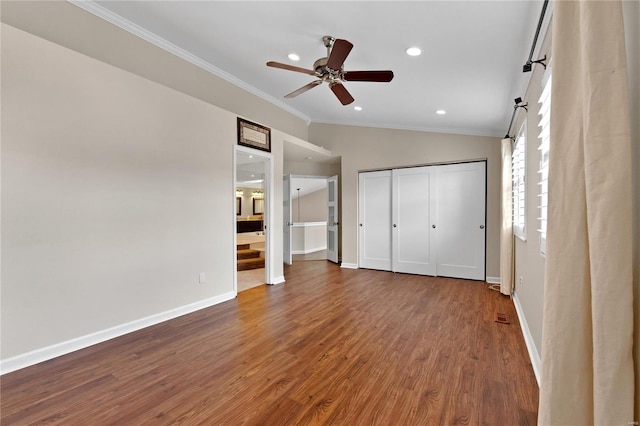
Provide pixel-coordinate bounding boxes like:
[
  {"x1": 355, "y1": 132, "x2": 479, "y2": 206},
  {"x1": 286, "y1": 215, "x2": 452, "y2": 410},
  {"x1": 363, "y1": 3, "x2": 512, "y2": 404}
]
[{"x1": 77, "y1": 1, "x2": 546, "y2": 138}]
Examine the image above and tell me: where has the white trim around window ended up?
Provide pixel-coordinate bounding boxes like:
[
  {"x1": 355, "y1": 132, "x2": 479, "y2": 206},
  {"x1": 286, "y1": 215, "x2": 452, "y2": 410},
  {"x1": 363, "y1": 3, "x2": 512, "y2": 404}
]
[{"x1": 513, "y1": 120, "x2": 527, "y2": 241}]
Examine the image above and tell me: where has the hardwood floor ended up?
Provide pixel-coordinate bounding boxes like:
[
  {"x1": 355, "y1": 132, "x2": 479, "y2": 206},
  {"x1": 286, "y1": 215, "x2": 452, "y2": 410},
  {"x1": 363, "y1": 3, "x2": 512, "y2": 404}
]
[{"x1": 1, "y1": 262, "x2": 538, "y2": 425}]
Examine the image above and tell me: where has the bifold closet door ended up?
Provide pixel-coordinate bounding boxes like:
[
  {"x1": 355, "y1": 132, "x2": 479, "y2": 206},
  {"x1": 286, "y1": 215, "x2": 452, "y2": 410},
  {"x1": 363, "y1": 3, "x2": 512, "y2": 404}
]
[
  {"x1": 358, "y1": 170, "x2": 392, "y2": 270},
  {"x1": 436, "y1": 162, "x2": 486, "y2": 280},
  {"x1": 392, "y1": 167, "x2": 437, "y2": 275}
]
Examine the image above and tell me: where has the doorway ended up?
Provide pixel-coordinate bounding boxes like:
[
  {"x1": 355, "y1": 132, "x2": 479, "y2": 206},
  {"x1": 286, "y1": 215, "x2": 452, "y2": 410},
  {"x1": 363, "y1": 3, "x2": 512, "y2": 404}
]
[
  {"x1": 284, "y1": 175, "x2": 339, "y2": 264},
  {"x1": 235, "y1": 147, "x2": 272, "y2": 292}
]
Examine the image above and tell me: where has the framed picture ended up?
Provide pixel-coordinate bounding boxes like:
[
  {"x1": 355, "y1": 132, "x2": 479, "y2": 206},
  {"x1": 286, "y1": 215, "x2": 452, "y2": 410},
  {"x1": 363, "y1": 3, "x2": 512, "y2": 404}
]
[
  {"x1": 236, "y1": 197, "x2": 242, "y2": 216},
  {"x1": 237, "y1": 117, "x2": 271, "y2": 152}
]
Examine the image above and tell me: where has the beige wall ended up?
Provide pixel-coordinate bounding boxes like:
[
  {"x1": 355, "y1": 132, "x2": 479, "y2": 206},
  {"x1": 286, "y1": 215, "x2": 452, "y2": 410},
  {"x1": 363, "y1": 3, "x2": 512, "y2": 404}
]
[
  {"x1": 284, "y1": 160, "x2": 340, "y2": 177},
  {"x1": 1, "y1": 1, "x2": 309, "y2": 141},
  {"x1": 1, "y1": 23, "x2": 235, "y2": 357},
  {"x1": 292, "y1": 188, "x2": 328, "y2": 223},
  {"x1": 0, "y1": 17, "x2": 291, "y2": 360},
  {"x1": 308, "y1": 123, "x2": 501, "y2": 276},
  {"x1": 623, "y1": 0, "x2": 640, "y2": 417}
]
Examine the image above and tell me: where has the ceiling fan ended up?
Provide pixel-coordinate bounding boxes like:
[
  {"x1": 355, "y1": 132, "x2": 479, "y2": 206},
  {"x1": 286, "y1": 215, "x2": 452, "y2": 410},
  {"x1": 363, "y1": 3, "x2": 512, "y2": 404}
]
[{"x1": 266, "y1": 36, "x2": 394, "y2": 106}]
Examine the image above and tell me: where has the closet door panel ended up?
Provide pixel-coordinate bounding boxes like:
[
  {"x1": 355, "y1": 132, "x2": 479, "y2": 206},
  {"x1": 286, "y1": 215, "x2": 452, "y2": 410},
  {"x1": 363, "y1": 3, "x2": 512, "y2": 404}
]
[
  {"x1": 358, "y1": 171, "x2": 392, "y2": 270},
  {"x1": 436, "y1": 162, "x2": 486, "y2": 280},
  {"x1": 392, "y1": 167, "x2": 436, "y2": 275}
]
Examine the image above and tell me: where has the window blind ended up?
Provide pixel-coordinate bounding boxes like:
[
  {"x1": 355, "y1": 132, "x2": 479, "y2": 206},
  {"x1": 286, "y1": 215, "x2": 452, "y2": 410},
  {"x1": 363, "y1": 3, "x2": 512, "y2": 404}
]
[{"x1": 537, "y1": 68, "x2": 551, "y2": 254}]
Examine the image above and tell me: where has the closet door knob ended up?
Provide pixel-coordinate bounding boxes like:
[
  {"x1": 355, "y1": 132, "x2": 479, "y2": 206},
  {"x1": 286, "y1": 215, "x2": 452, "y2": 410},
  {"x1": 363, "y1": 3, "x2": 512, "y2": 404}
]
[
  {"x1": 359, "y1": 223, "x2": 363, "y2": 227},
  {"x1": 432, "y1": 224, "x2": 436, "y2": 229},
  {"x1": 393, "y1": 224, "x2": 397, "y2": 228},
  {"x1": 480, "y1": 225, "x2": 485, "y2": 229}
]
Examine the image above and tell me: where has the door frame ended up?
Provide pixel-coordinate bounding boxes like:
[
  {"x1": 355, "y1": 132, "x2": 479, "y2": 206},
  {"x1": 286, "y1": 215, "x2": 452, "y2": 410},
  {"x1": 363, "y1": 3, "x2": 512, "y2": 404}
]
[
  {"x1": 286, "y1": 174, "x2": 332, "y2": 263},
  {"x1": 234, "y1": 145, "x2": 274, "y2": 293},
  {"x1": 283, "y1": 174, "x2": 292, "y2": 265}
]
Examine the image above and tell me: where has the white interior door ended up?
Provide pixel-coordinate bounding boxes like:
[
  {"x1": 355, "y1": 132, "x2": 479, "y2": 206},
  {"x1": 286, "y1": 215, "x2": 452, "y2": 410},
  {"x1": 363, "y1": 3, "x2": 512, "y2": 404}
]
[
  {"x1": 326, "y1": 175, "x2": 339, "y2": 263},
  {"x1": 435, "y1": 161, "x2": 486, "y2": 280},
  {"x1": 358, "y1": 170, "x2": 392, "y2": 270},
  {"x1": 283, "y1": 174, "x2": 292, "y2": 265},
  {"x1": 392, "y1": 167, "x2": 437, "y2": 275}
]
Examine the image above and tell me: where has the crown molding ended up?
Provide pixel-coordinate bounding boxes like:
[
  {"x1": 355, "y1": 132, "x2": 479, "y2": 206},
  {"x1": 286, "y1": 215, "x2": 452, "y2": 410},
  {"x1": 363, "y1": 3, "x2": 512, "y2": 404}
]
[
  {"x1": 68, "y1": 0, "x2": 311, "y2": 126},
  {"x1": 311, "y1": 119, "x2": 502, "y2": 139}
]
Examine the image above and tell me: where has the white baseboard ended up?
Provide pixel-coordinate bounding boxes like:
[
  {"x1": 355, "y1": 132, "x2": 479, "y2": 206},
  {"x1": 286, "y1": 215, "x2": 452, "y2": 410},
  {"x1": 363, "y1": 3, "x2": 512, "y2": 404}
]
[
  {"x1": 291, "y1": 246, "x2": 327, "y2": 255},
  {"x1": 340, "y1": 263, "x2": 358, "y2": 269},
  {"x1": 512, "y1": 292, "x2": 541, "y2": 386},
  {"x1": 0, "y1": 291, "x2": 236, "y2": 375},
  {"x1": 486, "y1": 276, "x2": 501, "y2": 284}
]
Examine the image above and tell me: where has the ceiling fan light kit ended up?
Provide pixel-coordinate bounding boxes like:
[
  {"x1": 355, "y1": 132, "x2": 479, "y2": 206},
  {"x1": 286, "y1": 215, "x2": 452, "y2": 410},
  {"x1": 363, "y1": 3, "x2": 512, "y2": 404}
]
[{"x1": 267, "y1": 35, "x2": 394, "y2": 106}]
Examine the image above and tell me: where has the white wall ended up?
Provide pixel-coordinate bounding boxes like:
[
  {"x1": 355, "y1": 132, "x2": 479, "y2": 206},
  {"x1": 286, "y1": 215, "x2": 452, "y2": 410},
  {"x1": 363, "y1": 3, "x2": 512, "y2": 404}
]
[
  {"x1": 291, "y1": 223, "x2": 327, "y2": 254},
  {"x1": 308, "y1": 123, "x2": 501, "y2": 276}
]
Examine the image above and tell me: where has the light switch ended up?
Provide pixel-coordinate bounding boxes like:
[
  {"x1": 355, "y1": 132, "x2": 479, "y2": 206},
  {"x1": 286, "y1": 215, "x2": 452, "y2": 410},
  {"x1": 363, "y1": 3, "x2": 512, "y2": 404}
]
[{"x1": 199, "y1": 272, "x2": 206, "y2": 283}]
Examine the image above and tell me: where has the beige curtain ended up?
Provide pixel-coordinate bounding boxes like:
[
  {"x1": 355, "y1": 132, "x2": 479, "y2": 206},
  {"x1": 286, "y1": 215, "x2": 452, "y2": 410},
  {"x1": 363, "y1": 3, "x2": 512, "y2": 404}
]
[
  {"x1": 500, "y1": 138, "x2": 514, "y2": 295},
  {"x1": 539, "y1": 1, "x2": 634, "y2": 425}
]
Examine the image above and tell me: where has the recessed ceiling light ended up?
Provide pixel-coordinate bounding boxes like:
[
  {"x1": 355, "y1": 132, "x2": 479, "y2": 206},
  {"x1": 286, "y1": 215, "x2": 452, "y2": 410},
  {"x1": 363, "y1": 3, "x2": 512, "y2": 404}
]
[
  {"x1": 436, "y1": 109, "x2": 447, "y2": 115},
  {"x1": 354, "y1": 106, "x2": 362, "y2": 111},
  {"x1": 249, "y1": 155, "x2": 253, "y2": 158},
  {"x1": 288, "y1": 53, "x2": 300, "y2": 61},
  {"x1": 405, "y1": 47, "x2": 422, "y2": 56}
]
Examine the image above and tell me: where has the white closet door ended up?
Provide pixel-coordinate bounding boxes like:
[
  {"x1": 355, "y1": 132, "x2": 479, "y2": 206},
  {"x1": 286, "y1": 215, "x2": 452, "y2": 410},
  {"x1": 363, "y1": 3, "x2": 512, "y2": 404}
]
[
  {"x1": 435, "y1": 162, "x2": 486, "y2": 280},
  {"x1": 358, "y1": 170, "x2": 392, "y2": 270},
  {"x1": 392, "y1": 167, "x2": 437, "y2": 275}
]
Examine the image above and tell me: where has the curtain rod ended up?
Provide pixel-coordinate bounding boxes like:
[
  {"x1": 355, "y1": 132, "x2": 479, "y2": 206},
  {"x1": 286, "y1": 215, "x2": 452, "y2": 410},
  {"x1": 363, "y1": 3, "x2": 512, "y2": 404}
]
[
  {"x1": 504, "y1": 0, "x2": 548, "y2": 138},
  {"x1": 523, "y1": 0, "x2": 549, "y2": 72},
  {"x1": 504, "y1": 98, "x2": 528, "y2": 139}
]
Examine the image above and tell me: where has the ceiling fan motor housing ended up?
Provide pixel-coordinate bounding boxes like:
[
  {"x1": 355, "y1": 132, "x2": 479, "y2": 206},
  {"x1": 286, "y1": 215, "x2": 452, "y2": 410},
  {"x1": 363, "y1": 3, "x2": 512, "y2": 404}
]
[{"x1": 313, "y1": 58, "x2": 328, "y2": 75}]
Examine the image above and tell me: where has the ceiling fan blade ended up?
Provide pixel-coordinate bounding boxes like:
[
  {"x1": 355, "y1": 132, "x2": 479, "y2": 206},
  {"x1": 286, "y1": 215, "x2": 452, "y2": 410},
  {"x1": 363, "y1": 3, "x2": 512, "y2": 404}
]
[
  {"x1": 329, "y1": 82, "x2": 355, "y2": 105},
  {"x1": 343, "y1": 70, "x2": 395, "y2": 82},
  {"x1": 326, "y1": 39, "x2": 353, "y2": 70},
  {"x1": 284, "y1": 80, "x2": 323, "y2": 98},
  {"x1": 266, "y1": 61, "x2": 316, "y2": 76}
]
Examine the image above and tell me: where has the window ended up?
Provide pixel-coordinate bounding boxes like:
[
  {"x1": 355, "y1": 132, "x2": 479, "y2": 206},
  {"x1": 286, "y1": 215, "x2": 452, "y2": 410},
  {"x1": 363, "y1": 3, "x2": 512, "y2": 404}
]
[
  {"x1": 538, "y1": 68, "x2": 552, "y2": 255},
  {"x1": 512, "y1": 120, "x2": 526, "y2": 240}
]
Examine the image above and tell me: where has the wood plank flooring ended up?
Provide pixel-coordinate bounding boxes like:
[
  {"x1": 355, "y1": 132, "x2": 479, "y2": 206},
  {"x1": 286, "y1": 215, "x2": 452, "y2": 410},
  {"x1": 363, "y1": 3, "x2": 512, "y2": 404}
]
[{"x1": 1, "y1": 262, "x2": 538, "y2": 425}]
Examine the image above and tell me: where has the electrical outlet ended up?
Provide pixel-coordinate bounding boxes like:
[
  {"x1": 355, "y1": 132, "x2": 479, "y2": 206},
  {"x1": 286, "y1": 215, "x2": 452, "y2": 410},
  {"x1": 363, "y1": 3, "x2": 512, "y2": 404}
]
[
  {"x1": 519, "y1": 276, "x2": 524, "y2": 287},
  {"x1": 199, "y1": 272, "x2": 206, "y2": 284}
]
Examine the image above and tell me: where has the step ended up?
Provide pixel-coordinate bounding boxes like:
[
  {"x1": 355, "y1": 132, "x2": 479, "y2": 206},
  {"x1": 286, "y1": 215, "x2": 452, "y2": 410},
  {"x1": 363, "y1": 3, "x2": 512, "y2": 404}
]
[
  {"x1": 237, "y1": 257, "x2": 265, "y2": 271},
  {"x1": 237, "y1": 249, "x2": 261, "y2": 260},
  {"x1": 237, "y1": 243, "x2": 251, "y2": 251}
]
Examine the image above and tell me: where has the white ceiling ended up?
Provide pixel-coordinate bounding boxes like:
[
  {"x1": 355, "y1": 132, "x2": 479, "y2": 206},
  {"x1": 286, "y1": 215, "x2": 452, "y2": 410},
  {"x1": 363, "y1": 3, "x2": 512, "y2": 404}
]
[{"x1": 85, "y1": 1, "x2": 544, "y2": 138}]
